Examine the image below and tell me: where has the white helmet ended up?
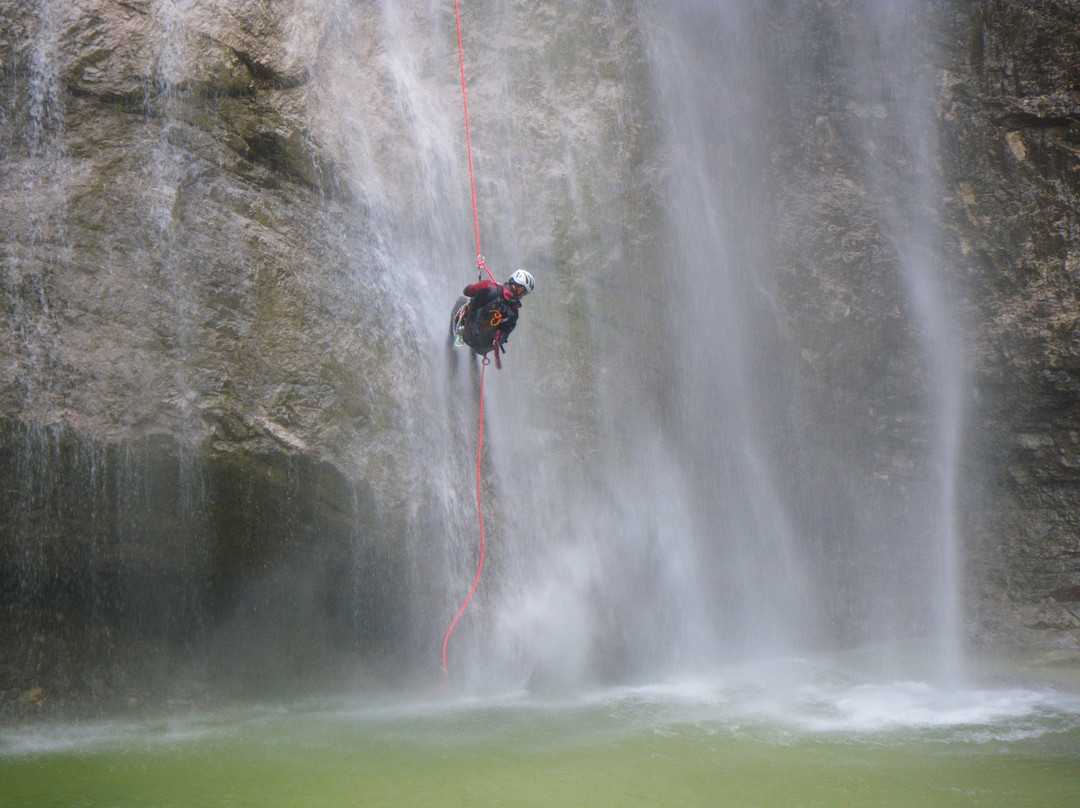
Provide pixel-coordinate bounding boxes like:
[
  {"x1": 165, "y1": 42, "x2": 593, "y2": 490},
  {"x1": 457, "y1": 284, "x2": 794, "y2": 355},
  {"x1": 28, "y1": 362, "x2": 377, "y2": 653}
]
[{"x1": 508, "y1": 269, "x2": 535, "y2": 294}]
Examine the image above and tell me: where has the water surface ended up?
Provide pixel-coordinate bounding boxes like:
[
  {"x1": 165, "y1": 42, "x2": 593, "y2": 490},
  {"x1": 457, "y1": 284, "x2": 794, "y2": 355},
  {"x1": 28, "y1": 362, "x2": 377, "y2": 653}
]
[{"x1": 5, "y1": 661, "x2": 1079, "y2": 807}]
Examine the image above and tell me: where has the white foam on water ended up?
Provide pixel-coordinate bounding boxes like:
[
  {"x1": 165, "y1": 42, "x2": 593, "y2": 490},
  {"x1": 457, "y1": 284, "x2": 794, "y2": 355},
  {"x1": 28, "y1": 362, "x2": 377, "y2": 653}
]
[
  {"x1": 574, "y1": 658, "x2": 1080, "y2": 743},
  {"x1": 3, "y1": 669, "x2": 1078, "y2": 760},
  {"x1": 0, "y1": 704, "x2": 287, "y2": 758},
  {"x1": 762, "y1": 679, "x2": 1080, "y2": 738}
]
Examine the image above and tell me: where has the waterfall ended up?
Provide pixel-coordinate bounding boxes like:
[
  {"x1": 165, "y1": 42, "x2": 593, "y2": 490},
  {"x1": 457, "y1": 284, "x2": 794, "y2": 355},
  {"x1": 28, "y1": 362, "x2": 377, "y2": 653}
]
[
  {"x1": 405, "y1": 0, "x2": 966, "y2": 687},
  {"x1": 852, "y1": 2, "x2": 967, "y2": 681},
  {"x1": 628, "y1": 0, "x2": 965, "y2": 679},
  {"x1": 266, "y1": 0, "x2": 968, "y2": 688},
  {"x1": 639, "y1": 1, "x2": 819, "y2": 664},
  {"x1": 2, "y1": 0, "x2": 967, "y2": 699}
]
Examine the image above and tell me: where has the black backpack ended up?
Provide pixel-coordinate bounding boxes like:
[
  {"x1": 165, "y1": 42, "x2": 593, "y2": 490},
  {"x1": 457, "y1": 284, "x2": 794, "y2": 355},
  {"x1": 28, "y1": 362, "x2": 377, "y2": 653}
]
[{"x1": 464, "y1": 293, "x2": 518, "y2": 354}]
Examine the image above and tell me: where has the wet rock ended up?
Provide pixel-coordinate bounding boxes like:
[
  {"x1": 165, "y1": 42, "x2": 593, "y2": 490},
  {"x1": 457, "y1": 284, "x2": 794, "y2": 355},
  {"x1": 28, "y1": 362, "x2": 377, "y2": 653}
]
[
  {"x1": 17, "y1": 687, "x2": 44, "y2": 706},
  {"x1": 2, "y1": 0, "x2": 1080, "y2": 704}
]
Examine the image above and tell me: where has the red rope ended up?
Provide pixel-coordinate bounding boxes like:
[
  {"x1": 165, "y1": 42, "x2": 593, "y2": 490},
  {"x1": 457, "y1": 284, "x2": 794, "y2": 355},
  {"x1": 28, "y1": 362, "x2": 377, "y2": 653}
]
[
  {"x1": 440, "y1": 356, "x2": 489, "y2": 684},
  {"x1": 454, "y1": 0, "x2": 495, "y2": 283},
  {"x1": 440, "y1": 1, "x2": 492, "y2": 686}
]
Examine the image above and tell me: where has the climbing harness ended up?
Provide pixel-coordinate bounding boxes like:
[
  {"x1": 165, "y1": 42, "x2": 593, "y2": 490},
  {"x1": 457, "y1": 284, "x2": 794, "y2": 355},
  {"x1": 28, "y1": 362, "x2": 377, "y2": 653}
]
[{"x1": 439, "y1": 0, "x2": 492, "y2": 687}]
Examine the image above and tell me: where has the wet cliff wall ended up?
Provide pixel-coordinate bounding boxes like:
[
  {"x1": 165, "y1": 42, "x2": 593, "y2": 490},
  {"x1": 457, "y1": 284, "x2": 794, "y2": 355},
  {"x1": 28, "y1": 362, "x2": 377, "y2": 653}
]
[
  {"x1": 0, "y1": 0, "x2": 658, "y2": 708},
  {"x1": 0, "y1": 0, "x2": 435, "y2": 707},
  {"x1": 1, "y1": 0, "x2": 1079, "y2": 711},
  {"x1": 943, "y1": 0, "x2": 1080, "y2": 649},
  {"x1": 755, "y1": 0, "x2": 1080, "y2": 652}
]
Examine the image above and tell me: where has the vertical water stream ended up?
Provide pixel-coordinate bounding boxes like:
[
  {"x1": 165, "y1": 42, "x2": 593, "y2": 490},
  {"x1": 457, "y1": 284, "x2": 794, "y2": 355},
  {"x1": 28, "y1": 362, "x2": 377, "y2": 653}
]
[
  {"x1": 857, "y1": 2, "x2": 966, "y2": 681},
  {"x1": 641, "y1": 0, "x2": 965, "y2": 679}
]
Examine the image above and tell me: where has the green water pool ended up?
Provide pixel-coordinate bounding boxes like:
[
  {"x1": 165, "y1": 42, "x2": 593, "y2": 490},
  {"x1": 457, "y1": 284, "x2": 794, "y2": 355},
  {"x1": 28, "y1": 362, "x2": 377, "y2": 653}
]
[{"x1": 4, "y1": 676, "x2": 1079, "y2": 807}]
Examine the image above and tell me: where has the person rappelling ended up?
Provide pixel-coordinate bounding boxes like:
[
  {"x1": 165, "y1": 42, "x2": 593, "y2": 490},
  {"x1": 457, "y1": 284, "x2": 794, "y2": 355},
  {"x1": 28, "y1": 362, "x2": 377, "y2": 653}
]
[{"x1": 450, "y1": 266, "x2": 534, "y2": 368}]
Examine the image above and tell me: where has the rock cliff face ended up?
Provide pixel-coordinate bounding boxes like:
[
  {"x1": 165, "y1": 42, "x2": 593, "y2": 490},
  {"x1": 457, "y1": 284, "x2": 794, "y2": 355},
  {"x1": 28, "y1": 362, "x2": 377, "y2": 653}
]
[
  {"x1": 1, "y1": 0, "x2": 1078, "y2": 709},
  {"x1": 0, "y1": 0, "x2": 659, "y2": 705},
  {"x1": 754, "y1": 0, "x2": 1080, "y2": 651},
  {"x1": 942, "y1": 0, "x2": 1080, "y2": 649},
  {"x1": 0, "y1": 0, "x2": 419, "y2": 705}
]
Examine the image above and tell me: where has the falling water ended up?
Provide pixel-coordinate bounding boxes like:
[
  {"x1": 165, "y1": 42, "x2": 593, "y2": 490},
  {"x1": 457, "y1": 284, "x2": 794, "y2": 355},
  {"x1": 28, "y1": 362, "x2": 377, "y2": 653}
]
[
  {"x1": 856, "y1": 2, "x2": 967, "y2": 682},
  {"x1": 278, "y1": 0, "x2": 977, "y2": 690},
  {"x1": 638, "y1": 1, "x2": 819, "y2": 665},
  {"x1": 2, "y1": 0, "x2": 973, "y2": 698},
  {"x1": 411, "y1": 0, "x2": 969, "y2": 687}
]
